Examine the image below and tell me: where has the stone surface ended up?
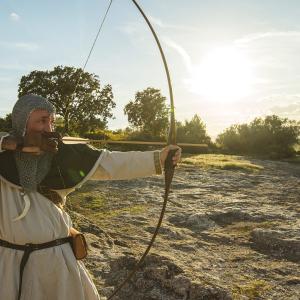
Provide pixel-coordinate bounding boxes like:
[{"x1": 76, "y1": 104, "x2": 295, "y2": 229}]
[{"x1": 69, "y1": 157, "x2": 300, "y2": 299}]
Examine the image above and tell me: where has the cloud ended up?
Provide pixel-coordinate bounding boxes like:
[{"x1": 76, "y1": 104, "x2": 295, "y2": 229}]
[
  {"x1": 162, "y1": 37, "x2": 192, "y2": 71},
  {"x1": 10, "y1": 12, "x2": 20, "y2": 22},
  {"x1": 0, "y1": 41, "x2": 39, "y2": 51},
  {"x1": 14, "y1": 42, "x2": 39, "y2": 51},
  {"x1": 148, "y1": 16, "x2": 164, "y2": 28},
  {"x1": 235, "y1": 31, "x2": 300, "y2": 45},
  {"x1": 269, "y1": 100, "x2": 300, "y2": 120},
  {"x1": 119, "y1": 22, "x2": 140, "y2": 35},
  {"x1": 120, "y1": 17, "x2": 198, "y2": 38},
  {"x1": 148, "y1": 15, "x2": 199, "y2": 32},
  {"x1": 270, "y1": 102, "x2": 300, "y2": 114},
  {"x1": 256, "y1": 94, "x2": 300, "y2": 120}
]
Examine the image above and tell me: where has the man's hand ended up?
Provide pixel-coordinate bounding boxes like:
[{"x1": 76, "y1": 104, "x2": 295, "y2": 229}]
[
  {"x1": 160, "y1": 145, "x2": 182, "y2": 167},
  {"x1": 1, "y1": 135, "x2": 21, "y2": 151},
  {"x1": 22, "y1": 132, "x2": 61, "y2": 154}
]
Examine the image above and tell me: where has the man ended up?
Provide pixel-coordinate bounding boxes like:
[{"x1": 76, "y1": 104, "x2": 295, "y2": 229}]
[{"x1": 0, "y1": 94, "x2": 181, "y2": 300}]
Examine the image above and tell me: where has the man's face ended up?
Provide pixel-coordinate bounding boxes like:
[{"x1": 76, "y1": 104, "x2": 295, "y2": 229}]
[{"x1": 26, "y1": 109, "x2": 55, "y2": 135}]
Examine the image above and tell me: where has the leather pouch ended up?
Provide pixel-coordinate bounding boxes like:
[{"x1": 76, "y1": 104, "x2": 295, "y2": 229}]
[{"x1": 71, "y1": 233, "x2": 88, "y2": 260}]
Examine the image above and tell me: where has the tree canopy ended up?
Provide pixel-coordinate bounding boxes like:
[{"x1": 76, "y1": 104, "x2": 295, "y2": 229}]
[
  {"x1": 124, "y1": 87, "x2": 169, "y2": 138},
  {"x1": 0, "y1": 113, "x2": 12, "y2": 132},
  {"x1": 176, "y1": 114, "x2": 211, "y2": 145},
  {"x1": 18, "y1": 66, "x2": 115, "y2": 134},
  {"x1": 216, "y1": 115, "x2": 300, "y2": 158}
]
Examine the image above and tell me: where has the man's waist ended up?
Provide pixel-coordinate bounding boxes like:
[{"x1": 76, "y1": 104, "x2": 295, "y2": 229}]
[{"x1": 0, "y1": 236, "x2": 72, "y2": 251}]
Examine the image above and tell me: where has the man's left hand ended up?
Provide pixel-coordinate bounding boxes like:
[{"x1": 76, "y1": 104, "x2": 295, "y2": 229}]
[{"x1": 160, "y1": 145, "x2": 182, "y2": 167}]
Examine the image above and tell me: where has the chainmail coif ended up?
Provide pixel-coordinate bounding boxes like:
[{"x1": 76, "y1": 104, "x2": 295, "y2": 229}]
[{"x1": 11, "y1": 94, "x2": 55, "y2": 192}]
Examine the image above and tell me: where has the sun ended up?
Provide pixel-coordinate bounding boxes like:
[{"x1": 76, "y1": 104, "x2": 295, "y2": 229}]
[{"x1": 186, "y1": 46, "x2": 255, "y2": 103}]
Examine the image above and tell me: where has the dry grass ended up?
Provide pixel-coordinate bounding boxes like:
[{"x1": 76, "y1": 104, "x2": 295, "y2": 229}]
[
  {"x1": 67, "y1": 189, "x2": 148, "y2": 229},
  {"x1": 232, "y1": 279, "x2": 273, "y2": 299},
  {"x1": 181, "y1": 154, "x2": 264, "y2": 172}
]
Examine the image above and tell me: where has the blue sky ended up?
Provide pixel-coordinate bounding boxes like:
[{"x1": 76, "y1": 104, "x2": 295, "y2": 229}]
[{"x1": 1, "y1": 0, "x2": 300, "y2": 138}]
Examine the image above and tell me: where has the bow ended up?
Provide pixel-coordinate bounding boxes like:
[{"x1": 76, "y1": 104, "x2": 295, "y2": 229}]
[
  {"x1": 107, "y1": 1, "x2": 177, "y2": 298},
  {"x1": 69, "y1": 0, "x2": 176, "y2": 297}
]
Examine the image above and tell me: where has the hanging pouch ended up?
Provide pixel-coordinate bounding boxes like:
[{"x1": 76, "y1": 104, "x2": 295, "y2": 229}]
[{"x1": 71, "y1": 233, "x2": 88, "y2": 260}]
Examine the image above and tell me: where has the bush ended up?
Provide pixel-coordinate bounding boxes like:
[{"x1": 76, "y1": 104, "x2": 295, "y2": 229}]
[{"x1": 216, "y1": 115, "x2": 300, "y2": 159}]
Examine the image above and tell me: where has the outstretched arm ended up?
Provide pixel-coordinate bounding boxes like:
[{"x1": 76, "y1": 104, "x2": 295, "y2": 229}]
[
  {"x1": 91, "y1": 149, "x2": 162, "y2": 181},
  {"x1": 90, "y1": 145, "x2": 181, "y2": 181}
]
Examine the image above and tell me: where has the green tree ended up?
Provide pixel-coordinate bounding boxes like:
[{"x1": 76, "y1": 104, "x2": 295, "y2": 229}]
[
  {"x1": 177, "y1": 114, "x2": 211, "y2": 144},
  {"x1": 217, "y1": 115, "x2": 300, "y2": 158},
  {"x1": 18, "y1": 66, "x2": 115, "y2": 134},
  {"x1": 124, "y1": 87, "x2": 169, "y2": 138},
  {"x1": 0, "y1": 113, "x2": 12, "y2": 131}
]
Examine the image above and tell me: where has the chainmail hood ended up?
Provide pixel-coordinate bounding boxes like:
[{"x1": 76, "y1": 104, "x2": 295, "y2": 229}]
[
  {"x1": 12, "y1": 94, "x2": 55, "y2": 137},
  {"x1": 11, "y1": 94, "x2": 56, "y2": 192}
]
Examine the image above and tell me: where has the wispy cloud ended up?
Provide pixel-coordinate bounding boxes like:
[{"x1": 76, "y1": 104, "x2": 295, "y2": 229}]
[
  {"x1": 119, "y1": 22, "x2": 140, "y2": 36},
  {"x1": 0, "y1": 41, "x2": 39, "y2": 51},
  {"x1": 235, "y1": 31, "x2": 300, "y2": 45},
  {"x1": 10, "y1": 12, "x2": 20, "y2": 22},
  {"x1": 162, "y1": 37, "x2": 192, "y2": 71},
  {"x1": 148, "y1": 15, "x2": 198, "y2": 32},
  {"x1": 148, "y1": 16, "x2": 164, "y2": 28},
  {"x1": 256, "y1": 94, "x2": 300, "y2": 120},
  {"x1": 120, "y1": 17, "x2": 198, "y2": 38},
  {"x1": 270, "y1": 101, "x2": 300, "y2": 120}
]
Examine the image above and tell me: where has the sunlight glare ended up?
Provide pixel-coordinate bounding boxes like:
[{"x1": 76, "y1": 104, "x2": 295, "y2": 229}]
[{"x1": 186, "y1": 46, "x2": 255, "y2": 103}]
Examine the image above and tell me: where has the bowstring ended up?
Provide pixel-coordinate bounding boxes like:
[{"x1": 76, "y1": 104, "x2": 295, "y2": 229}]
[
  {"x1": 57, "y1": 0, "x2": 113, "y2": 204},
  {"x1": 72, "y1": 0, "x2": 113, "y2": 99}
]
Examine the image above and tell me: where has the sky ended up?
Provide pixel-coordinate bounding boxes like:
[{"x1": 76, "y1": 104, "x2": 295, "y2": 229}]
[{"x1": 1, "y1": 0, "x2": 300, "y2": 138}]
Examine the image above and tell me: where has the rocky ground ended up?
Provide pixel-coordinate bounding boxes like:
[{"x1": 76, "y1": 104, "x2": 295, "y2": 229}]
[{"x1": 67, "y1": 156, "x2": 300, "y2": 300}]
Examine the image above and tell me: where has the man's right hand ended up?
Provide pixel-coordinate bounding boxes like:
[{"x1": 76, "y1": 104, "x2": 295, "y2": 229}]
[
  {"x1": 2, "y1": 132, "x2": 60, "y2": 154},
  {"x1": 22, "y1": 132, "x2": 60, "y2": 154}
]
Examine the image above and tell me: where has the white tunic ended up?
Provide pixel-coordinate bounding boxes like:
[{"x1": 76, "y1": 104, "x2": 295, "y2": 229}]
[{"x1": 0, "y1": 133, "x2": 161, "y2": 300}]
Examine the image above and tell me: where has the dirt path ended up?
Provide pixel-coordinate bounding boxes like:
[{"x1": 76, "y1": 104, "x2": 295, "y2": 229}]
[{"x1": 69, "y1": 158, "x2": 300, "y2": 299}]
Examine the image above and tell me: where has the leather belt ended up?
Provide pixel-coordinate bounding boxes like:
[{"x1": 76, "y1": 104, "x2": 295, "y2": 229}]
[{"x1": 0, "y1": 237, "x2": 72, "y2": 300}]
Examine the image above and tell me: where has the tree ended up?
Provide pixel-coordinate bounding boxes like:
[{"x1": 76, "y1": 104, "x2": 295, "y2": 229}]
[
  {"x1": 176, "y1": 114, "x2": 211, "y2": 144},
  {"x1": 18, "y1": 66, "x2": 115, "y2": 134},
  {"x1": 216, "y1": 115, "x2": 300, "y2": 158},
  {"x1": 124, "y1": 87, "x2": 169, "y2": 138},
  {"x1": 0, "y1": 113, "x2": 12, "y2": 131}
]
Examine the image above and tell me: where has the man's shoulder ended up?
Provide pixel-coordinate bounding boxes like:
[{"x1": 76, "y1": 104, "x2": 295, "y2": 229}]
[{"x1": 42, "y1": 143, "x2": 102, "y2": 190}]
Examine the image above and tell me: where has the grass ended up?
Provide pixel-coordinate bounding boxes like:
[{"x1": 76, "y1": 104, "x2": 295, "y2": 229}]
[
  {"x1": 93, "y1": 204, "x2": 147, "y2": 220},
  {"x1": 215, "y1": 221, "x2": 281, "y2": 244},
  {"x1": 67, "y1": 191, "x2": 107, "y2": 212},
  {"x1": 181, "y1": 154, "x2": 264, "y2": 172},
  {"x1": 232, "y1": 279, "x2": 272, "y2": 299},
  {"x1": 67, "y1": 188, "x2": 148, "y2": 228}
]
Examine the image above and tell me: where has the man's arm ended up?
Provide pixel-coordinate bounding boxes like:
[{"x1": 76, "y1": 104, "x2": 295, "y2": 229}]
[
  {"x1": 90, "y1": 149, "x2": 162, "y2": 181},
  {"x1": 90, "y1": 145, "x2": 181, "y2": 181}
]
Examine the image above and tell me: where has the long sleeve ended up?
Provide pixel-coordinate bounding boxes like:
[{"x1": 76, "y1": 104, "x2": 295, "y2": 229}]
[{"x1": 90, "y1": 149, "x2": 162, "y2": 181}]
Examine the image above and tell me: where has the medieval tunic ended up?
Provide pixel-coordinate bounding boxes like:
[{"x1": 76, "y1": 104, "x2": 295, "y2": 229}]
[{"x1": 0, "y1": 132, "x2": 162, "y2": 300}]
